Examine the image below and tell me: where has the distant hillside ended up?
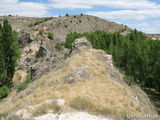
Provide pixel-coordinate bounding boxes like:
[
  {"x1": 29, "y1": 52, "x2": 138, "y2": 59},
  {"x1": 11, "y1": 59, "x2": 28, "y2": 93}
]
[{"x1": 0, "y1": 15, "x2": 131, "y2": 43}]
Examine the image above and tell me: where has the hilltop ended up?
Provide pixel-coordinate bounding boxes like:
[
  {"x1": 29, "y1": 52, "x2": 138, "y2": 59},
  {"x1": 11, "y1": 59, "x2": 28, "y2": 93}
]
[{"x1": 0, "y1": 38, "x2": 158, "y2": 120}]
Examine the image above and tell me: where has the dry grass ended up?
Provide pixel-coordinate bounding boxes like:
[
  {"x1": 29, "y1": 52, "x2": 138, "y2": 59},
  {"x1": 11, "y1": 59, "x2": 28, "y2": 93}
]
[
  {"x1": 0, "y1": 49, "x2": 157, "y2": 118},
  {"x1": 12, "y1": 70, "x2": 27, "y2": 87},
  {"x1": 33, "y1": 101, "x2": 61, "y2": 116},
  {"x1": 70, "y1": 96, "x2": 117, "y2": 115}
]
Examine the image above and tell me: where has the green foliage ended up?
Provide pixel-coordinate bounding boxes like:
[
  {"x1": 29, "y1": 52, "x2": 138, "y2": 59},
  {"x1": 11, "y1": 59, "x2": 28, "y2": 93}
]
[
  {"x1": 80, "y1": 13, "x2": 83, "y2": 16},
  {"x1": 65, "y1": 32, "x2": 83, "y2": 48},
  {"x1": 28, "y1": 24, "x2": 33, "y2": 27},
  {"x1": 64, "y1": 24, "x2": 68, "y2": 28},
  {"x1": 39, "y1": 30, "x2": 43, "y2": 35},
  {"x1": 64, "y1": 53, "x2": 68, "y2": 59},
  {"x1": 65, "y1": 30, "x2": 160, "y2": 92},
  {"x1": 66, "y1": 13, "x2": 69, "y2": 17},
  {"x1": 0, "y1": 86, "x2": 10, "y2": 99},
  {"x1": 0, "y1": 19, "x2": 20, "y2": 88},
  {"x1": 29, "y1": 17, "x2": 52, "y2": 27},
  {"x1": 17, "y1": 70, "x2": 31, "y2": 92},
  {"x1": 55, "y1": 43, "x2": 62, "y2": 51},
  {"x1": 48, "y1": 32, "x2": 53, "y2": 39}
]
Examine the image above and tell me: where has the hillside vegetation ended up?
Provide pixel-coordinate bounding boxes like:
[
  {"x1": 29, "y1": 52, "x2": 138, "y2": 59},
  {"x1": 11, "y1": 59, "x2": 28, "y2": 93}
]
[
  {"x1": 65, "y1": 30, "x2": 160, "y2": 92},
  {"x1": 0, "y1": 19, "x2": 20, "y2": 98}
]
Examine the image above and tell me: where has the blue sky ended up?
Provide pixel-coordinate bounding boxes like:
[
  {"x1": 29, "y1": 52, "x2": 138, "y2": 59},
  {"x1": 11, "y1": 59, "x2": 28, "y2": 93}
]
[{"x1": 0, "y1": 0, "x2": 160, "y2": 34}]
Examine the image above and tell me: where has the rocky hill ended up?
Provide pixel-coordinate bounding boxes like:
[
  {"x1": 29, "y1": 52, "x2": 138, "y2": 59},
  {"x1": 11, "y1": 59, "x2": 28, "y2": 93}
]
[
  {"x1": 0, "y1": 38, "x2": 158, "y2": 120},
  {"x1": 0, "y1": 15, "x2": 131, "y2": 81},
  {"x1": 0, "y1": 15, "x2": 159, "y2": 120}
]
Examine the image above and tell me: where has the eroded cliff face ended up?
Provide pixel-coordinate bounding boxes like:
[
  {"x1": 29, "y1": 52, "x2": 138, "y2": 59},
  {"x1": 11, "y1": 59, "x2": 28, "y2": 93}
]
[{"x1": 0, "y1": 38, "x2": 158, "y2": 120}]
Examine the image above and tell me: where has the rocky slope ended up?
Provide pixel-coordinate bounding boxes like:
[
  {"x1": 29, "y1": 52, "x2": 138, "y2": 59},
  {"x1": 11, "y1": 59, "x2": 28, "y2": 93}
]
[
  {"x1": 0, "y1": 38, "x2": 158, "y2": 120},
  {"x1": 0, "y1": 15, "x2": 132, "y2": 82}
]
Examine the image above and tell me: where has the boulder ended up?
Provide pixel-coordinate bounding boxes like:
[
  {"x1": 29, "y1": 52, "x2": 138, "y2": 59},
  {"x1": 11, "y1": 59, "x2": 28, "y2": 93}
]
[
  {"x1": 18, "y1": 32, "x2": 36, "y2": 46},
  {"x1": 71, "y1": 37, "x2": 92, "y2": 54}
]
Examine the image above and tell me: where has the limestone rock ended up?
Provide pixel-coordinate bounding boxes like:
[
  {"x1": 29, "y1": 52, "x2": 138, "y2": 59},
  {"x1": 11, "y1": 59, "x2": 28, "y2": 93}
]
[
  {"x1": 71, "y1": 37, "x2": 92, "y2": 54},
  {"x1": 73, "y1": 68, "x2": 89, "y2": 79}
]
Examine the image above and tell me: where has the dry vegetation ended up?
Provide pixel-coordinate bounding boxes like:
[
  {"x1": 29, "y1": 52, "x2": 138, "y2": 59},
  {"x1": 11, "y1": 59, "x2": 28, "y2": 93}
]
[
  {"x1": 0, "y1": 49, "x2": 157, "y2": 119},
  {"x1": 33, "y1": 101, "x2": 61, "y2": 116}
]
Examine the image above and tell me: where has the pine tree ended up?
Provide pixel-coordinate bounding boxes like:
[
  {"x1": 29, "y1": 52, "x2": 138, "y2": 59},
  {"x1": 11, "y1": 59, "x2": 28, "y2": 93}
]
[
  {"x1": 0, "y1": 24, "x2": 4, "y2": 87},
  {"x1": 0, "y1": 19, "x2": 20, "y2": 88}
]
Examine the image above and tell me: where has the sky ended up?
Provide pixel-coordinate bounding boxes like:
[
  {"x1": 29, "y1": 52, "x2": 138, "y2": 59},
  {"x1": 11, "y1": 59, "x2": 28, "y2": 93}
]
[{"x1": 0, "y1": 0, "x2": 160, "y2": 34}]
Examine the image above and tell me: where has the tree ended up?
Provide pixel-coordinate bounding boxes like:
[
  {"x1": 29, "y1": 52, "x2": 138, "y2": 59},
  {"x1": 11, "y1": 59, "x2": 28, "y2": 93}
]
[{"x1": 0, "y1": 19, "x2": 20, "y2": 88}]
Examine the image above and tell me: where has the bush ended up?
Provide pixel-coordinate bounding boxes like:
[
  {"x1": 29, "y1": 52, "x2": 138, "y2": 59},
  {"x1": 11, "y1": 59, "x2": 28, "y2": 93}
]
[
  {"x1": 33, "y1": 17, "x2": 53, "y2": 26},
  {"x1": 28, "y1": 24, "x2": 33, "y2": 27},
  {"x1": 64, "y1": 25, "x2": 68, "y2": 28},
  {"x1": 65, "y1": 32, "x2": 83, "y2": 48},
  {"x1": 48, "y1": 32, "x2": 53, "y2": 39},
  {"x1": 0, "y1": 86, "x2": 10, "y2": 99},
  {"x1": 55, "y1": 43, "x2": 62, "y2": 51},
  {"x1": 80, "y1": 13, "x2": 83, "y2": 16},
  {"x1": 66, "y1": 13, "x2": 69, "y2": 17},
  {"x1": 39, "y1": 30, "x2": 43, "y2": 35}
]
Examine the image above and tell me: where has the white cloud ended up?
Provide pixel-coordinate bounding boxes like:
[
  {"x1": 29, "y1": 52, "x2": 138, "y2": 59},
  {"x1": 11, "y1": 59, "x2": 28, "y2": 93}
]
[
  {"x1": 86, "y1": 9, "x2": 160, "y2": 21},
  {"x1": 49, "y1": 0, "x2": 160, "y2": 10},
  {"x1": 0, "y1": 0, "x2": 48, "y2": 17},
  {"x1": 0, "y1": 0, "x2": 18, "y2": 3},
  {"x1": 127, "y1": 22, "x2": 160, "y2": 34}
]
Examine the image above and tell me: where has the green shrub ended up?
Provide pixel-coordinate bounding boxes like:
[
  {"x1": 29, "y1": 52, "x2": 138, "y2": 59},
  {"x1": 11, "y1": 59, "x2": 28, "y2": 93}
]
[
  {"x1": 0, "y1": 86, "x2": 10, "y2": 99},
  {"x1": 48, "y1": 32, "x2": 53, "y2": 39},
  {"x1": 55, "y1": 43, "x2": 62, "y2": 51},
  {"x1": 39, "y1": 30, "x2": 43, "y2": 35},
  {"x1": 34, "y1": 21, "x2": 41, "y2": 26},
  {"x1": 66, "y1": 13, "x2": 69, "y2": 17},
  {"x1": 65, "y1": 32, "x2": 83, "y2": 48},
  {"x1": 33, "y1": 17, "x2": 53, "y2": 26},
  {"x1": 64, "y1": 53, "x2": 68, "y2": 59},
  {"x1": 28, "y1": 24, "x2": 33, "y2": 27},
  {"x1": 123, "y1": 75, "x2": 135, "y2": 86},
  {"x1": 80, "y1": 13, "x2": 83, "y2": 16},
  {"x1": 64, "y1": 25, "x2": 68, "y2": 28}
]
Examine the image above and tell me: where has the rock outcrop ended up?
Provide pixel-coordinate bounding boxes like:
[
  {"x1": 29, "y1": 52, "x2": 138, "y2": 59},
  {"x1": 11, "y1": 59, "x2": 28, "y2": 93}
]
[
  {"x1": 71, "y1": 37, "x2": 92, "y2": 54},
  {"x1": 17, "y1": 40, "x2": 69, "y2": 80}
]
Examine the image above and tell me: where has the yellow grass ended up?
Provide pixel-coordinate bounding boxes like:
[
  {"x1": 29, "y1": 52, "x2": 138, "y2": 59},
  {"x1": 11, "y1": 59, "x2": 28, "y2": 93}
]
[{"x1": 0, "y1": 49, "x2": 157, "y2": 119}]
